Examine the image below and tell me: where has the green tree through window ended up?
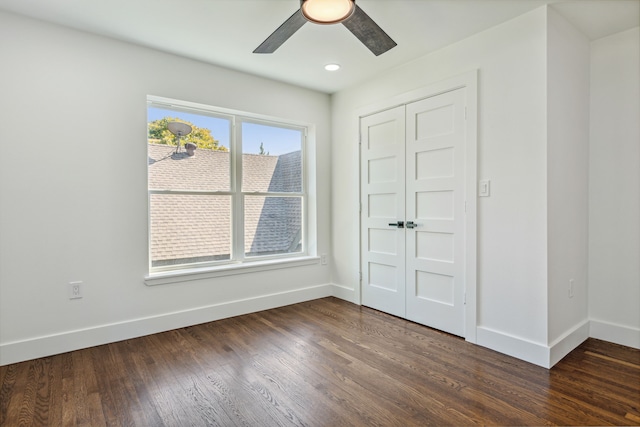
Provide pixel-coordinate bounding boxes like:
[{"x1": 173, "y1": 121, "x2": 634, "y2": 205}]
[{"x1": 148, "y1": 117, "x2": 228, "y2": 151}]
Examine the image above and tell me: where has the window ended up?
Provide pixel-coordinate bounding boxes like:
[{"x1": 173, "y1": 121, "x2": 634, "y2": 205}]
[{"x1": 147, "y1": 96, "x2": 308, "y2": 273}]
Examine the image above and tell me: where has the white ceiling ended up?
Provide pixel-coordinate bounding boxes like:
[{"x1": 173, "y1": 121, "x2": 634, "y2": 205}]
[{"x1": 1, "y1": 0, "x2": 638, "y2": 93}]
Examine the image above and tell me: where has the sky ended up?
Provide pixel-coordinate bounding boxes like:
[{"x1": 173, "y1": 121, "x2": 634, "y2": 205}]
[{"x1": 148, "y1": 107, "x2": 302, "y2": 155}]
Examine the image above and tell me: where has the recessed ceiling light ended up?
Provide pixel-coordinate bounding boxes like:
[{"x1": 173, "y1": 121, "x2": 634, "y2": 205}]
[{"x1": 324, "y1": 63, "x2": 341, "y2": 71}]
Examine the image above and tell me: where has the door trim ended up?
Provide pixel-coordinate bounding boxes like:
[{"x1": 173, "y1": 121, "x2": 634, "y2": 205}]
[{"x1": 356, "y1": 70, "x2": 478, "y2": 343}]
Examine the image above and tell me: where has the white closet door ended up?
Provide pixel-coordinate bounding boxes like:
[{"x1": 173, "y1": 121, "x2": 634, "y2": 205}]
[
  {"x1": 360, "y1": 88, "x2": 467, "y2": 338},
  {"x1": 405, "y1": 88, "x2": 466, "y2": 337},
  {"x1": 360, "y1": 106, "x2": 406, "y2": 318}
]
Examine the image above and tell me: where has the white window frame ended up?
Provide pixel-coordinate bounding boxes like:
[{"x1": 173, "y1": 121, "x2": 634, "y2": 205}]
[{"x1": 145, "y1": 96, "x2": 317, "y2": 285}]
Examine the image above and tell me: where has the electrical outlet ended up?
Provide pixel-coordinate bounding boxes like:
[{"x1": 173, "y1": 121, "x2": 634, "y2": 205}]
[
  {"x1": 321, "y1": 253, "x2": 328, "y2": 265},
  {"x1": 69, "y1": 281, "x2": 83, "y2": 299},
  {"x1": 568, "y1": 279, "x2": 574, "y2": 298}
]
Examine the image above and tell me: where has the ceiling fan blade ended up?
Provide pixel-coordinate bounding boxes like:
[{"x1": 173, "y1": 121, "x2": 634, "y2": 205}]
[
  {"x1": 254, "y1": 9, "x2": 307, "y2": 54},
  {"x1": 342, "y1": 5, "x2": 397, "y2": 56}
]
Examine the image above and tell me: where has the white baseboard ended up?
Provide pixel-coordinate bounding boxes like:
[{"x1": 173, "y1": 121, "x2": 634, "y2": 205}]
[
  {"x1": 0, "y1": 284, "x2": 333, "y2": 366},
  {"x1": 549, "y1": 320, "x2": 590, "y2": 366},
  {"x1": 330, "y1": 283, "x2": 358, "y2": 304},
  {"x1": 590, "y1": 319, "x2": 640, "y2": 349},
  {"x1": 476, "y1": 319, "x2": 638, "y2": 368},
  {"x1": 476, "y1": 326, "x2": 551, "y2": 368},
  {"x1": 477, "y1": 322, "x2": 591, "y2": 368}
]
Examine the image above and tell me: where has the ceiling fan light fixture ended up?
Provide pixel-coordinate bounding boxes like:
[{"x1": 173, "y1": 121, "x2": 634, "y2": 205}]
[{"x1": 301, "y1": 0, "x2": 355, "y2": 24}]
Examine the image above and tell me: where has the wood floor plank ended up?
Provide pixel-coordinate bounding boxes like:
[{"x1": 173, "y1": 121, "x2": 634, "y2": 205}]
[
  {"x1": 1, "y1": 297, "x2": 639, "y2": 426},
  {"x1": 16, "y1": 359, "x2": 39, "y2": 426},
  {"x1": 44, "y1": 354, "x2": 63, "y2": 426},
  {"x1": 584, "y1": 350, "x2": 640, "y2": 369},
  {"x1": 626, "y1": 412, "x2": 640, "y2": 423},
  {"x1": 0, "y1": 364, "x2": 17, "y2": 426},
  {"x1": 59, "y1": 352, "x2": 78, "y2": 427}
]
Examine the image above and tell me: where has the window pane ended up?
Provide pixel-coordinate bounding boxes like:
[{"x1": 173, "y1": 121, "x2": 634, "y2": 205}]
[
  {"x1": 148, "y1": 108, "x2": 230, "y2": 192},
  {"x1": 242, "y1": 122, "x2": 302, "y2": 193},
  {"x1": 244, "y1": 196, "x2": 302, "y2": 257},
  {"x1": 150, "y1": 194, "x2": 231, "y2": 267}
]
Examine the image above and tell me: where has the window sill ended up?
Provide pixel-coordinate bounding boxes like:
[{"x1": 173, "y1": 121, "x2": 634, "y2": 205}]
[{"x1": 144, "y1": 256, "x2": 321, "y2": 286}]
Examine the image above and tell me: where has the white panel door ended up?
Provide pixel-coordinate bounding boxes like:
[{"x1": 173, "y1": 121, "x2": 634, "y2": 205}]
[
  {"x1": 360, "y1": 106, "x2": 406, "y2": 318},
  {"x1": 405, "y1": 88, "x2": 466, "y2": 336}
]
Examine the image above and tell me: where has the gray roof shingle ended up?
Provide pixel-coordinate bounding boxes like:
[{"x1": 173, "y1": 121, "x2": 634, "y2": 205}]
[{"x1": 148, "y1": 144, "x2": 302, "y2": 266}]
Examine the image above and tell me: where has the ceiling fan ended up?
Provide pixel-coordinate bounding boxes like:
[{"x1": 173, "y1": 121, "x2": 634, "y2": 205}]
[{"x1": 254, "y1": 0, "x2": 397, "y2": 56}]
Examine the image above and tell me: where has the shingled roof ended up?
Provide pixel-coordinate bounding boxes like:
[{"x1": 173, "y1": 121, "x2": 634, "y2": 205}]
[{"x1": 148, "y1": 144, "x2": 302, "y2": 267}]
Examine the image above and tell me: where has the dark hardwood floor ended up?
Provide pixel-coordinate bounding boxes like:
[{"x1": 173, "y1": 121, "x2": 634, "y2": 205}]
[{"x1": 1, "y1": 297, "x2": 639, "y2": 426}]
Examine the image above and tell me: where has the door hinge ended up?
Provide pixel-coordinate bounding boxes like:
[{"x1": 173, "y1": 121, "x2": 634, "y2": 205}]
[
  {"x1": 464, "y1": 291, "x2": 467, "y2": 305},
  {"x1": 359, "y1": 202, "x2": 362, "y2": 213},
  {"x1": 359, "y1": 272, "x2": 362, "y2": 281}
]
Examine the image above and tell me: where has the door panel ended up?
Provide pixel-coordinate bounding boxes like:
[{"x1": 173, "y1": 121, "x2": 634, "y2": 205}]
[
  {"x1": 405, "y1": 88, "x2": 466, "y2": 336},
  {"x1": 360, "y1": 106, "x2": 406, "y2": 318}
]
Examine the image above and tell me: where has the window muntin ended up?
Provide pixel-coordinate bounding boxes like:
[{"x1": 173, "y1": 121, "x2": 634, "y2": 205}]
[{"x1": 147, "y1": 98, "x2": 307, "y2": 272}]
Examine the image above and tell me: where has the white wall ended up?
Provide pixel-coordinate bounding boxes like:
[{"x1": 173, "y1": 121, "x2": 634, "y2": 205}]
[
  {"x1": 588, "y1": 27, "x2": 640, "y2": 348},
  {"x1": 546, "y1": 7, "x2": 591, "y2": 363},
  {"x1": 0, "y1": 11, "x2": 332, "y2": 365},
  {"x1": 331, "y1": 7, "x2": 551, "y2": 364}
]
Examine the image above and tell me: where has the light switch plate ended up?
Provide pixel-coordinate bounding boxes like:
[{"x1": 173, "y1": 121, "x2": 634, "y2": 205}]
[{"x1": 479, "y1": 179, "x2": 490, "y2": 197}]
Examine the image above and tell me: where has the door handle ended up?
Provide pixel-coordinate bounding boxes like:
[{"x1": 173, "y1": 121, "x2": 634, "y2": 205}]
[
  {"x1": 388, "y1": 221, "x2": 404, "y2": 228},
  {"x1": 406, "y1": 221, "x2": 418, "y2": 229}
]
